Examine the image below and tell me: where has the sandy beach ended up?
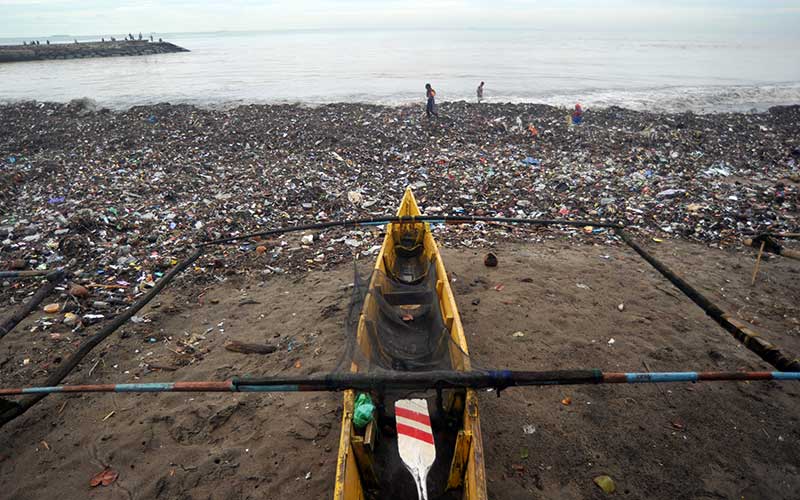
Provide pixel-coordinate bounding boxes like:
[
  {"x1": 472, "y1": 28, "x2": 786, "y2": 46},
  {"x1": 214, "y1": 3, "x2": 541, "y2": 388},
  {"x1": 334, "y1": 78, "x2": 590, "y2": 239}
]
[{"x1": 1, "y1": 100, "x2": 799, "y2": 499}]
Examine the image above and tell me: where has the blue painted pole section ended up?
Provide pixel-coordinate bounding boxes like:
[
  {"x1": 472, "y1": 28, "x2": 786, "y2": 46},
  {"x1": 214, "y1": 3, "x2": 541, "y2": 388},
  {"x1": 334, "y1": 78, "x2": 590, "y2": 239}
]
[
  {"x1": 625, "y1": 372, "x2": 699, "y2": 383},
  {"x1": 489, "y1": 370, "x2": 513, "y2": 384},
  {"x1": 22, "y1": 386, "x2": 64, "y2": 394},
  {"x1": 772, "y1": 372, "x2": 800, "y2": 380},
  {"x1": 116, "y1": 383, "x2": 176, "y2": 392}
]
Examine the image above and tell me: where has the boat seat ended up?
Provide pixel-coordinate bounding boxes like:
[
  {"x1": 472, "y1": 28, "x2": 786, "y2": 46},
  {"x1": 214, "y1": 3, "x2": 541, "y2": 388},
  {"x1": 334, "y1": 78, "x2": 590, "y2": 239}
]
[
  {"x1": 395, "y1": 242, "x2": 423, "y2": 258},
  {"x1": 381, "y1": 255, "x2": 429, "y2": 286},
  {"x1": 395, "y1": 230, "x2": 424, "y2": 258},
  {"x1": 381, "y1": 290, "x2": 434, "y2": 306}
]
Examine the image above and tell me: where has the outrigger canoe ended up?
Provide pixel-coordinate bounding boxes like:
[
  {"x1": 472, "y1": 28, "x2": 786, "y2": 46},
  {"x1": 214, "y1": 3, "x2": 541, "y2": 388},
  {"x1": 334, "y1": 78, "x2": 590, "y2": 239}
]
[{"x1": 333, "y1": 188, "x2": 487, "y2": 500}]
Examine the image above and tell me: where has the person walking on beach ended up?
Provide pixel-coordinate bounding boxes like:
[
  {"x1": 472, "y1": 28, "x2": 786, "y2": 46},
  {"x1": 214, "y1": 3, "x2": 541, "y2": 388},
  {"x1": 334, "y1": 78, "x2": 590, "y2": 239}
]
[
  {"x1": 425, "y1": 83, "x2": 438, "y2": 118},
  {"x1": 477, "y1": 81, "x2": 485, "y2": 103}
]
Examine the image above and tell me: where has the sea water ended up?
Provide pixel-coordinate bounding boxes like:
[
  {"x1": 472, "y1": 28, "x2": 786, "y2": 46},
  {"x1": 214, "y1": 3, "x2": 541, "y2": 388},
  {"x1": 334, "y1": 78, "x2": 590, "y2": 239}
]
[{"x1": 0, "y1": 29, "x2": 798, "y2": 112}]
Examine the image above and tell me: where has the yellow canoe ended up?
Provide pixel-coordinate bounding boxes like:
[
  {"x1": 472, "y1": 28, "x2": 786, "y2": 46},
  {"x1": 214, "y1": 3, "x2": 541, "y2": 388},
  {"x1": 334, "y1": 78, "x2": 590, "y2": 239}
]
[{"x1": 333, "y1": 188, "x2": 487, "y2": 500}]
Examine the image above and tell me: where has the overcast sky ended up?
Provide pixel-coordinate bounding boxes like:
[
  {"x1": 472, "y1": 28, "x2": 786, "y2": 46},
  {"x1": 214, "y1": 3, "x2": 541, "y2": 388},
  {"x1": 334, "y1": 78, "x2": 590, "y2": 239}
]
[{"x1": 2, "y1": 0, "x2": 799, "y2": 38}]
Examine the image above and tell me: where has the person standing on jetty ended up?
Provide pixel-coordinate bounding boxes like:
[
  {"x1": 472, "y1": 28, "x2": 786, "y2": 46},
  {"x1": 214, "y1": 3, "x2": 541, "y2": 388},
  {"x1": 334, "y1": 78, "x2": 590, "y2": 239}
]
[
  {"x1": 425, "y1": 83, "x2": 438, "y2": 118},
  {"x1": 477, "y1": 81, "x2": 485, "y2": 103}
]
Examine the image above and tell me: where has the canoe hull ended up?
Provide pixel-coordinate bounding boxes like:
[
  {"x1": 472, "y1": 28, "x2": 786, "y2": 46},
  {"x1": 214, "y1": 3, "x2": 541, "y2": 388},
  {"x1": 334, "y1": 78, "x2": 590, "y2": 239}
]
[{"x1": 333, "y1": 188, "x2": 487, "y2": 500}]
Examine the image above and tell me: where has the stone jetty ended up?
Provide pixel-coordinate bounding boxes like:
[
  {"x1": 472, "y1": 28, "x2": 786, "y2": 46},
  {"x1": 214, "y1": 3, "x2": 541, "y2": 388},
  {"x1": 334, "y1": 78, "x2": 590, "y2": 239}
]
[{"x1": 0, "y1": 40, "x2": 189, "y2": 63}]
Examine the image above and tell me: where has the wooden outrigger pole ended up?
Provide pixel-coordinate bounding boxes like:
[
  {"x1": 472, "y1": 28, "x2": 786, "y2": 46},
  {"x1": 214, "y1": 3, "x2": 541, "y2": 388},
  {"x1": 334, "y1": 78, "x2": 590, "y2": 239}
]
[
  {"x1": 1, "y1": 369, "x2": 799, "y2": 397},
  {"x1": 0, "y1": 250, "x2": 203, "y2": 427},
  {"x1": 616, "y1": 229, "x2": 800, "y2": 372},
  {"x1": 201, "y1": 215, "x2": 623, "y2": 246},
  {"x1": 2, "y1": 209, "x2": 798, "y2": 435},
  {"x1": 744, "y1": 234, "x2": 800, "y2": 262}
]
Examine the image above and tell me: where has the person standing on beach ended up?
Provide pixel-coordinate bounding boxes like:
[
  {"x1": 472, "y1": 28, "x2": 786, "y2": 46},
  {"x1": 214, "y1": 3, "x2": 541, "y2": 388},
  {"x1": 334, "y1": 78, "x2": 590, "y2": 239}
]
[
  {"x1": 572, "y1": 103, "x2": 584, "y2": 125},
  {"x1": 477, "y1": 81, "x2": 485, "y2": 103},
  {"x1": 425, "y1": 83, "x2": 438, "y2": 118}
]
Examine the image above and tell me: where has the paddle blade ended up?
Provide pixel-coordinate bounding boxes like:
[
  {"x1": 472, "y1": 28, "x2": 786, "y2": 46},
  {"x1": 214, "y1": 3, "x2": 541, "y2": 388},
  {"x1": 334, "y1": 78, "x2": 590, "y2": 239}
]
[{"x1": 395, "y1": 398, "x2": 436, "y2": 500}]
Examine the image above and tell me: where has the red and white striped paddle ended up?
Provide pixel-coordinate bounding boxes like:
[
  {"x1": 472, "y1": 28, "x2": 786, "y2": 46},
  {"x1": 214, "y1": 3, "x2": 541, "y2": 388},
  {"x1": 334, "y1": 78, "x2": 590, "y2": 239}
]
[{"x1": 395, "y1": 399, "x2": 436, "y2": 500}]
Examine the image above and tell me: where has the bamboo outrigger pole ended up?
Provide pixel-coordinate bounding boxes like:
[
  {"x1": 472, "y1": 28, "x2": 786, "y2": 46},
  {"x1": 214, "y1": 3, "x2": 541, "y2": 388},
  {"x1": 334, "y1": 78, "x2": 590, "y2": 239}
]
[
  {"x1": 2, "y1": 220, "x2": 796, "y2": 430},
  {"x1": 0, "y1": 249, "x2": 203, "y2": 427},
  {"x1": 616, "y1": 229, "x2": 800, "y2": 372},
  {"x1": 202, "y1": 215, "x2": 624, "y2": 246},
  {"x1": 744, "y1": 234, "x2": 800, "y2": 263},
  {"x1": 1, "y1": 369, "x2": 798, "y2": 397}
]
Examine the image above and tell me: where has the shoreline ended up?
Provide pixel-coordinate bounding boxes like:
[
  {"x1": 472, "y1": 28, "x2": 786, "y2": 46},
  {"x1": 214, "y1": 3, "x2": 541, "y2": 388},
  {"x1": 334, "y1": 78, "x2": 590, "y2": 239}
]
[{"x1": 2, "y1": 97, "x2": 799, "y2": 115}]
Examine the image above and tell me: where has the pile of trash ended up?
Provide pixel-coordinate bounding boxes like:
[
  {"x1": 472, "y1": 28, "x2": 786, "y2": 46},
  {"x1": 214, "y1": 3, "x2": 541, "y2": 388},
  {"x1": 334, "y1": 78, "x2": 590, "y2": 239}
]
[{"x1": 1, "y1": 100, "x2": 798, "y2": 312}]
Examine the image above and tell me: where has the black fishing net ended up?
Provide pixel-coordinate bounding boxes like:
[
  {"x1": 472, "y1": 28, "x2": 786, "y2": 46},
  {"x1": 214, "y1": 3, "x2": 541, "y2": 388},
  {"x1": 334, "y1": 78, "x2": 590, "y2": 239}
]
[{"x1": 336, "y1": 259, "x2": 478, "y2": 377}]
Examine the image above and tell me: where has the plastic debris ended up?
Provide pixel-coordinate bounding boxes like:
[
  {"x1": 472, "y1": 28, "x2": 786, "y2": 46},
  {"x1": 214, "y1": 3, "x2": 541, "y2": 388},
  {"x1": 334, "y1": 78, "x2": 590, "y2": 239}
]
[
  {"x1": 521, "y1": 157, "x2": 541, "y2": 166},
  {"x1": 347, "y1": 191, "x2": 363, "y2": 205},
  {"x1": 69, "y1": 284, "x2": 90, "y2": 299},
  {"x1": 353, "y1": 393, "x2": 375, "y2": 429},
  {"x1": 0, "y1": 100, "x2": 798, "y2": 360},
  {"x1": 593, "y1": 475, "x2": 616, "y2": 494},
  {"x1": 90, "y1": 468, "x2": 119, "y2": 487},
  {"x1": 63, "y1": 312, "x2": 80, "y2": 326},
  {"x1": 656, "y1": 189, "x2": 686, "y2": 199}
]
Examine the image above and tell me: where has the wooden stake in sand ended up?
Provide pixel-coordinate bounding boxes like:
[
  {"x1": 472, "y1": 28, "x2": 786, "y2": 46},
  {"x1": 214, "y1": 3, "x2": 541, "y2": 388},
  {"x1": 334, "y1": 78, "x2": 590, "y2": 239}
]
[
  {"x1": 395, "y1": 399, "x2": 436, "y2": 500},
  {"x1": 751, "y1": 240, "x2": 766, "y2": 286}
]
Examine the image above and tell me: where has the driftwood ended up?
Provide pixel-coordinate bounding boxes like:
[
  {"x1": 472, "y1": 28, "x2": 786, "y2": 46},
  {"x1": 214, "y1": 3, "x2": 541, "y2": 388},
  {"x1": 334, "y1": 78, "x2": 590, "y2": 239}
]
[
  {"x1": 224, "y1": 340, "x2": 277, "y2": 355},
  {"x1": 0, "y1": 270, "x2": 65, "y2": 341}
]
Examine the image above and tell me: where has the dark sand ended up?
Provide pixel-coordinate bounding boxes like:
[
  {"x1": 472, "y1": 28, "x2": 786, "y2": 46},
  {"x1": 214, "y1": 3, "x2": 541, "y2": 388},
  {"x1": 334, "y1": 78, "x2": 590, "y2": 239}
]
[{"x1": 1, "y1": 236, "x2": 799, "y2": 499}]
